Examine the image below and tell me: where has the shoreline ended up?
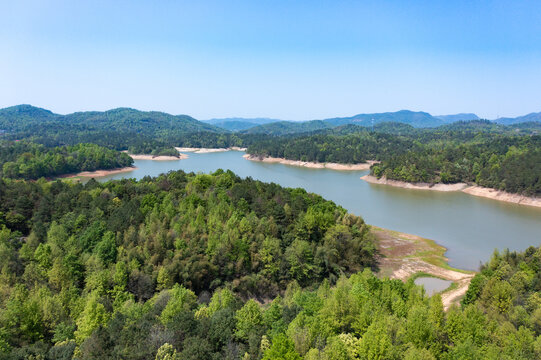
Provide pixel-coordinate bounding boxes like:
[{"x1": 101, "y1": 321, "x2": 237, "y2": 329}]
[
  {"x1": 462, "y1": 185, "x2": 541, "y2": 208},
  {"x1": 361, "y1": 175, "x2": 468, "y2": 192},
  {"x1": 62, "y1": 166, "x2": 136, "y2": 179},
  {"x1": 373, "y1": 226, "x2": 474, "y2": 310},
  {"x1": 361, "y1": 175, "x2": 541, "y2": 208},
  {"x1": 175, "y1": 146, "x2": 247, "y2": 153},
  {"x1": 243, "y1": 154, "x2": 375, "y2": 171}
]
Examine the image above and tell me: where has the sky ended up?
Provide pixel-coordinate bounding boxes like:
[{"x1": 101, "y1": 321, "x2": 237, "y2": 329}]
[{"x1": 1, "y1": 0, "x2": 541, "y2": 120}]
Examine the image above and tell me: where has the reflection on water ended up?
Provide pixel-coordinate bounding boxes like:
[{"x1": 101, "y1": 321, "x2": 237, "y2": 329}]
[{"x1": 95, "y1": 151, "x2": 541, "y2": 270}]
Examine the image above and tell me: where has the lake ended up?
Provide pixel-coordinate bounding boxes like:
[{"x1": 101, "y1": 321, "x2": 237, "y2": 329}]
[{"x1": 96, "y1": 150, "x2": 541, "y2": 270}]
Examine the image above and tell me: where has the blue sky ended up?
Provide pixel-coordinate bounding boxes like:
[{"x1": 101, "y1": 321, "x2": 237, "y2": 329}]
[{"x1": 1, "y1": 0, "x2": 540, "y2": 120}]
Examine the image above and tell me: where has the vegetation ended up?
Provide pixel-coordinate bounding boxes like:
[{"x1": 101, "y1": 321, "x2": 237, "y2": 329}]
[
  {"x1": 247, "y1": 133, "x2": 419, "y2": 164},
  {"x1": 0, "y1": 169, "x2": 377, "y2": 358},
  {"x1": 247, "y1": 126, "x2": 541, "y2": 196},
  {"x1": 2, "y1": 200, "x2": 541, "y2": 360},
  {"x1": 0, "y1": 104, "x2": 540, "y2": 358},
  {"x1": 0, "y1": 141, "x2": 133, "y2": 179},
  {"x1": 372, "y1": 136, "x2": 541, "y2": 196},
  {"x1": 241, "y1": 120, "x2": 332, "y2": 136},
  {"x1": 127, "y1": 144, "x2": 180, "y2": 157}
]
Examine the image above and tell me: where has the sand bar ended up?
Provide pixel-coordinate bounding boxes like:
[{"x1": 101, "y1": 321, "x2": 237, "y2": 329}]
[
  {"x1": 244, "y1": 154, "x2": 375, "y2": 171},
  {"x1": 63, "y1": 167, "x2": 136, "y2": 179}
]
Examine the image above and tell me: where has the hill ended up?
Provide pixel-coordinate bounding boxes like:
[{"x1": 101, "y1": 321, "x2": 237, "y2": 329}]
[
  {"x1": 496, "y1": 112, "x2": 541, "y2": 125},
  {"x1": 203, "y1": 117, "x2": 281, "y2": 131},
  {"x1": 0, "y1": 105, "x2": 221, "y2": 134},
  {"x1": 323, "y1": 110, "x2": 445, "y2": 128},
  {"x1": 0, "y1": 105, "x2": 228, "y2": 150},
  {"x1": 435, "y1": 113, "x2": 479, "y2": 122},
  {"x1": 242, "y1": 110, "x2": 481, "y2": 135},
  {"x1": 240, "y1": 120, "x2": 332, "y2": 135}
]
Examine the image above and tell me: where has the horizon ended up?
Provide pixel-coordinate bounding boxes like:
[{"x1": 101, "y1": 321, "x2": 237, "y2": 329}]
[{"x1": 2, "y1": 1, "x2": 541, "y2": 120}]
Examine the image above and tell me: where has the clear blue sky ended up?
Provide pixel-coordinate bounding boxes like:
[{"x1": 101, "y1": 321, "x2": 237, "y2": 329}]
[{"x1": 2, "y1": 0, "x2": 540, "y2": 120}]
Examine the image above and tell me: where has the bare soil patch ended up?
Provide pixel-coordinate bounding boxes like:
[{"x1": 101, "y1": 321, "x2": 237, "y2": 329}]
[{"x1": 373, "y1": 226, "x2": 474, "y2": 310}]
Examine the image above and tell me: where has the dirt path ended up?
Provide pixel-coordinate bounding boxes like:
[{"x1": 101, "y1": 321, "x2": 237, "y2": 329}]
[{"x1": 373, "y1": 226, "x2": 474, "y2": 310}]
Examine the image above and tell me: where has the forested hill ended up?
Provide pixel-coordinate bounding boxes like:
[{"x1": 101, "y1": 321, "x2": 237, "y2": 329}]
[
  {"x1": 203, "y1": 118, "x2": 281, "y2": 131},
  {"x1": 0, "y1": 105, "x2": 221, "y2": 134},
  {"x1": 496, "y1": 112, "x2": 541, "y2": 125},
  {"x1": 323, "y1": 110, "x2": 445, "y2": 128},
  {"x1": 371, "y1": 135, "x2": 541, "y2": 196},
  {"x1": 0, "y1": 141, "x2": 133, "y2": 179},
  {"x1": 240, "y1": 120, "x2": 332, "y2": 136},
  {"x1": 247, "y1": 132, "x2": 419, "y2": 164},
  {"x1": 0, "y1": 105, "x2": 227, "y2": 151},
  {"x1": 0, "y1": 169, "x2": 377, "y2": 357}
]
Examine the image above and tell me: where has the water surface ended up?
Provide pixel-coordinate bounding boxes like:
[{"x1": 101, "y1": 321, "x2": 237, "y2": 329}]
[
  {"x1": 414, "y1": 277, "x2": 453, "y2": 296},
  {"x1": 96, "y1": 151, "x2": 541, "y2": 270}
]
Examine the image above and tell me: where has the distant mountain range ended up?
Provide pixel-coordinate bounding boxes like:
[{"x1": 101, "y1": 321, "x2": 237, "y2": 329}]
[
  {"x1": 495, "y1": 112, "x2": 541, "y2": 125},
  {"x1": 1, "y1": 105, "x2": 540, "y2": 137},
  {"x1": 236, "y1": 110, "x2": 534, "y2": 135},
  {"x1": 202, "y1": 117, "x2": 282, "y2": 131},
  {"x1": 435, "y1": 113, "x2": 480, "y2": 122}
]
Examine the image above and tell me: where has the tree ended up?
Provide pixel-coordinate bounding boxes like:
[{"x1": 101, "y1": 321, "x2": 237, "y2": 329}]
[
  {"x1": 235, "y1": 299, "x2": 263, "y2": 341},
  {"x1": 75, "y1": 292, "x2": 110, "y2": 343},
  {"x1": 262, "y1": 334, "x2": 301, "y2": 360}
]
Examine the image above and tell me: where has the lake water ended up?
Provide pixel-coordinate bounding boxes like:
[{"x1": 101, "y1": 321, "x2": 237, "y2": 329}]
[
  {"x1": 96, "y1": 151, "x2": 541, "y2": 271},
  {"x1": 414, "y1": 277, "x2": 453, "y2": 296}
]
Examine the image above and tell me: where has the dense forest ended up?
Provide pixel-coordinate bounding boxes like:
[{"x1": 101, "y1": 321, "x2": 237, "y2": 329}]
[
  {"x1": 0, "y1": 141, "x2": 133, "y2": 180},
  {"x1": 372, "y1": 136, "x2": 541, "y2": 196},
  {"x1": 247, "y1": 127, "x2": 541, "y2": 196},
  {"x1": 0, "y1": 105, "x2": 266, "y2": 152},
  {"x1": 0, "y1": 170, "x2": 377, "y2": 358},
  {"x1": 0, "y1": 166, "x2": 539, "y2": 359},
  {"x1": 247, "y1": 133, "x2": 420, "y2": 164}
]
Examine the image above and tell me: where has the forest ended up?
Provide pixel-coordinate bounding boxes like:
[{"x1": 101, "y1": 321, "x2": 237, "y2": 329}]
[
  {"x1": 0, "y1": 169, "x2": 377, "y2": 359},
  {"x1": 247, "y1": 128, "x2": 541, "y2": 196},
  {"x1": 371, "y1": 136, "x2": 541, "y2": 196},
  {"x1": 0, "y1": 105, "x2": 261, "y2": 152},
  {"x1": 0, "y1": 170, "x2": 540, "y2": 359},
  {"x1": 0, "y1": 141, "x2": 133, "y2": 180}
]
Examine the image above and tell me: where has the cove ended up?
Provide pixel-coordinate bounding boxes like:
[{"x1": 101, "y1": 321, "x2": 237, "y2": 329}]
[{"x1": 95, "y1": 151, "x2": 541, "y2": 271}]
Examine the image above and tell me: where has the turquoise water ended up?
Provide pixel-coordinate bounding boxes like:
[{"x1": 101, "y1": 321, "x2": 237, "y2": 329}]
[
  {"x1": 414, "y1": 277, "x2": 453, "y2": 296},
  {"x1": 96, "y1": 151, "x2": 541, "y2": 270}
]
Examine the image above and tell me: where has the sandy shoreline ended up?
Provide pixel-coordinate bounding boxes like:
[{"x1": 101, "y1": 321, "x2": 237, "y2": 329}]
[
  {"x1": 361, "y1": 175, "x2": 541, "y2": 208},
  {"x1": 63, "y1": 166, "x2": 136, "y2": 179},
  {"x1": 243, "y1": 154, "x2": 375, "y2": 170},
  {"x1": 463, "y1": 186, "x2": 541, "y2": 208},
  {"x1": 361, "y1": 175, "x2": 468, "y2": 191},
  {"x1": 175, "y1": 147, "x2": 247, "y2": 153}
]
